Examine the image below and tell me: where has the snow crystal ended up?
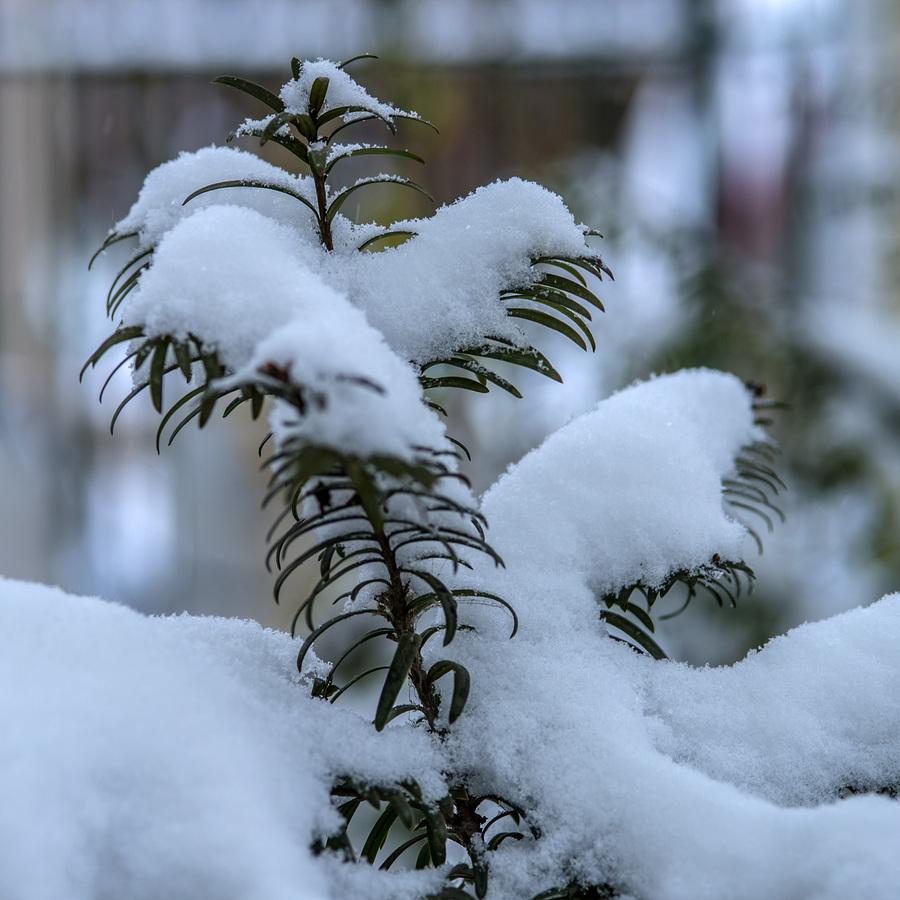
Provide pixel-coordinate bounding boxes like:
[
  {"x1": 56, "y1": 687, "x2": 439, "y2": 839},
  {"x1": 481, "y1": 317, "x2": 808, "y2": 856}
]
[
  {"x1": 324, "y1": 142, "x2": 399, "y2": 163},
  {"x1": 0, "y1": 577, "x2": 444, "y2": 900},
  {"x1": 233, "y1": 114, "x2": 294, "y2": 142},
  {"x1": 115, "y1": 146, "x2": 319, "y2": 249}
]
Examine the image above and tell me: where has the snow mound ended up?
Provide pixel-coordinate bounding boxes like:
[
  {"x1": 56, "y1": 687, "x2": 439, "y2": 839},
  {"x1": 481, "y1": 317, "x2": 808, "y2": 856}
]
[
  {"x1": 0, "y1": 578, "x2": 444, "y2": 900},
  {"x1": 447, "y1": 595, "x2": 900, "y2": 900},
  {"x1": 5, "y1": 580, "x2": 900, "y2": 899},
  {"x1": 648, "y1": 596, "x2": 900, "y2": 805},
  {"x1": 115, "y1": 154, "x2": 594, "y2": 367},
  {"x1": 478, "y1": 369, "x2": 759, "y2": 613},
  {"x1": 279, "y1": 58, "x2": 422, "y2": 127},
  {"x1": 424, "y1": 370, "x2": 900, "y2": 898},
  {"x1": 123, "y1": 203, "x2": 448, "y2": 461},
  {"x1": 330, "y1": 177, "x2": 595, "y2": 362},
  {"x1": 238, "y1": 314, "x2": 446, "y2": 461},
  {"x1": 123, "y1": 206, "x2": 323, "y2": 370},
  {"x1": 115, "y1": 146, "x2": 319, "y2": 249},
  {"x1": 6, "y1": 378, "x2": 899, "y2": 900}
]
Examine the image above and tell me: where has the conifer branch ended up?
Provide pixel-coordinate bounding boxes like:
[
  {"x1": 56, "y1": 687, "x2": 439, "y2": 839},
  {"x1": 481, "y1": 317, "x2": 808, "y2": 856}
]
[{"x1": 81, "y1": 55, "x2": 787, "y2": 900}]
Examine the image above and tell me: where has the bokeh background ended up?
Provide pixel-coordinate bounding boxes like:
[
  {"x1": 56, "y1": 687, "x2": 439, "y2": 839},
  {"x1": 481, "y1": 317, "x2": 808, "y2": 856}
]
[{"x1": 2, "y1": 0, "x2": 899, "y2": 663}]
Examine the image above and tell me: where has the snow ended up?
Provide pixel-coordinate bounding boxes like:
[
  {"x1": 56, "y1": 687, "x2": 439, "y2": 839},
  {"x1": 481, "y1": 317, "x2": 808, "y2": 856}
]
[
  {"x1": 57, "y1": 58, "x2": 900, "y2": 898},
  {"x1": 280, "y1": 59, "x2": 421, "y2": 126},
  {"x1": 6, "y1": 576, "x2": 900, "y2": 897},
  {"x1": 427, "y1": 371, "x2": 900, "y2": 898},
  {"x1": 115, "y1": 146, "x2": 319, "y2": 250},
  {"x1": 3, "y1": 374, "x2": 900, "y2": 899},
  {"x1": 116, "y1": 154, "x2": 595, "y2": 374},
  {"x1": 324, "y1": 142, "x2": 407, "y2": 164},
  {"x1": 122, "y1": 206, "x2": 329, "y2": 371},
  {"x1": 9, "y1": 369, "x2": 896, "y2": 899},
  {"x1": 0, "y1": 577, "x2": 445, "y2": 900},
  {"x1": 649, "y1": 598, "x2": 900, "y2": 805},
  {"x1": 477, "y1": 369, "x2": 759, "y2": 605},
  {"x1": 116, "y1": 157, "x2": 590, "y2": 472},
  {"x1": 329, "y1": 177, "x2": 596, "y2": 362},
  {"x1": 236, "y1": 314, "x2": 446, "y2": 462},
  {"x1": 123, "y1": 203, "x2": 449, "y2": 461},
  {"x1": 444, "y1": 601, "x2": 900, "y2": 900}
]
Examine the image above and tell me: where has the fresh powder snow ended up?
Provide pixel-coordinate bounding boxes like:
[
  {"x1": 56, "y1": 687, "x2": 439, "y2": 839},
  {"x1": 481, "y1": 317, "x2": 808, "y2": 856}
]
[
  {"x1": 5, "y1": 374, "x2": 900, "y2": 899},
  {"x1": 279, "y1": 58, "x2": 424, "y2": 127},
  {"x1": 432, "y1": 371, "x2": 900, "y2": 899},
  {"x1": 0, "y1": 578, "x2": 445, "y2": 900},
  {"x1": 476, "y1": 369, "x2": 759, "y2": 605},
  {"x1": 115, "y1": 145, "x2": 321, "y2": 250},
  {"x1": 116, "y1": 150, "x2": 596, "y2": 368},
  {"x1": 4, "y1": 583, "x2": 900, "y2": 897},
  {"x1": 234, "y1": 312, "x2": 446, "y2": 462}
]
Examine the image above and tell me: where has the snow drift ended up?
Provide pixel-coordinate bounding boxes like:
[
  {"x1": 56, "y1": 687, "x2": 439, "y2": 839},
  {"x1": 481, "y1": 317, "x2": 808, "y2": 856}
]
[{"x1": 2, "y1": 576, "x2": 900, "y2": 900}]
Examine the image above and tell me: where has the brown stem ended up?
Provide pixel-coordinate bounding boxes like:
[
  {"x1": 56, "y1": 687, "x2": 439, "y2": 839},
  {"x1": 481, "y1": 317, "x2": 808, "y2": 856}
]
[
  {"x1": 300, "y1": 116, "x2": 513, "y2": 876},
  {"x1": 373, "y1": 528, "x2": 441, "y2": 731},
  {"x1": 314, "y1": 173, "x2": 333, "y2": 251},
  {"x1": 450, "y1": 791, "x2": 487, "y2": 860},
  {"x1": 371, "y1": 526, "x2": 487, "y2": 868}
]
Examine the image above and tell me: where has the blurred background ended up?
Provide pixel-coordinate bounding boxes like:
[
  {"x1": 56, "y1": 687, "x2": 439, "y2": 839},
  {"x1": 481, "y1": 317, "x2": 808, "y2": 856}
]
[{"x1": 2, "y1": 0, "x2": 899, "y2": 663}]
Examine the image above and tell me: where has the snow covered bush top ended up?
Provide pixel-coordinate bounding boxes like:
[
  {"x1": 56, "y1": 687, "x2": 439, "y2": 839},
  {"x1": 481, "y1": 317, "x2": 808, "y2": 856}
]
[
  {"x1": 69, "y1": 54, "x2": 900, "y2": 900},
  {"x1": 276, "y1": 57, "x2": 428, "y2": 128}
]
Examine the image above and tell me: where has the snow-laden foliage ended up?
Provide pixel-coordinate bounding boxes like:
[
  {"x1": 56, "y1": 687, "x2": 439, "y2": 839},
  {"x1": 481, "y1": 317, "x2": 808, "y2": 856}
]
[
  {"x1": 277, "y1": 57, "x2": 426, "y2": 128},
  {"x1": 5, "y1": 529, "x2": 900, "y2": 899},
  {"x1": 477, "y1": 370, "x2": 757, "y2": 599},
  {"x1": 114, "y1": 153, "x2": 596, "y2": 365},
  {"x1": 0, "y1": 578, "x2": 445, "y2": 900},
  {"x1": 115, "y1": 145, "x2": 321, "y2": 250},
  {"x1": 125, "y1": 205, "x2": 326, "y2": 370},
  {"x1": 442, "y1": 590, "x2": 900, "y2": 900},
  {"x1": 337, "y1": 177, "x2": 594, "y2": 361},
  {"x1": 51, "y1": 55, "x2": 900, "y2": 899},
  {"x1": 239, "y1": 315, "x2": 445, "y2": 462}
]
